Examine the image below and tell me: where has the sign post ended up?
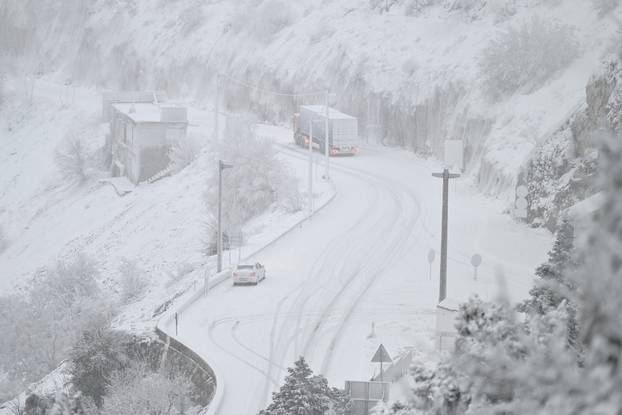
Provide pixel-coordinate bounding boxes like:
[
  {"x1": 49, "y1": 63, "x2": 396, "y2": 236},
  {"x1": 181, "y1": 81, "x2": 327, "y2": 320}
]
[
  {"x1": 371, "y1": 344, "x2": 393, "y2": 383},
  {"x1": 471, "y1": 254, "x2": 482, "y2": 280},
  {"x1": 427, "y1": 249, "x2": 435, "y2": 280},
  {"x1": 432, "y1": 169, "x2": 460, "y2": 302}
]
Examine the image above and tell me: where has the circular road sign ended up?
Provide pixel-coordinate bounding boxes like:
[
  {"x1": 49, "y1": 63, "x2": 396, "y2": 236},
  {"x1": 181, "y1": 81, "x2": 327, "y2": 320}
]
[
  {"x1": 471, "y1": 254, "x2": 482, "y2": 268},
  {"x1": 427, "y1": 249, "x2": 436, "y2": 263},
  {"x1": 516, "y1": 185, "x2": 528, "y2": 198}
]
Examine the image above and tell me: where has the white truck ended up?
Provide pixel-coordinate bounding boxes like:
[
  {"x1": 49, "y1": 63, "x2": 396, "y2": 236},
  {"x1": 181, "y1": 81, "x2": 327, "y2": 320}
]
[{"x1": 294, "y1": 105, "x2": 359, "y2": 156}]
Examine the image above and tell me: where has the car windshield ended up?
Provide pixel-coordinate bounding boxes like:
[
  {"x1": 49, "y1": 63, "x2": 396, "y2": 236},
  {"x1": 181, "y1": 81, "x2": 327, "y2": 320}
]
[{"x1": 237, "y1": 265, "x2": 253, "y2": 269}]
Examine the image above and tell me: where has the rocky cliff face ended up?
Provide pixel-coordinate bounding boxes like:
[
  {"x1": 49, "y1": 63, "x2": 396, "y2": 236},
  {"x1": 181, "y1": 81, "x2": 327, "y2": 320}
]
[{"x1": 523, "y1": 56, "x2": 622, "y2": 230}]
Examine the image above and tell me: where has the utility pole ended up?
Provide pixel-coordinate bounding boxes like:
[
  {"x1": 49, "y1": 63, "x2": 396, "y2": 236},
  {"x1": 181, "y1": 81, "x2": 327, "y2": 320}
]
[
  {"x1": 432, "y1": 168, "x2": 460, "y2": 302},
  {"x1": 217, "y1": 160, "x2": 233, "y2": 272},
  {"x1": 324, "y1": 90, "x2": 330, "y2": 180},
  {"x1": 308, "y1": 117, "x2": 314, "y2": 218},
  {"x1": 214, "y1": 74, "x2": 220, "y2": 141}
]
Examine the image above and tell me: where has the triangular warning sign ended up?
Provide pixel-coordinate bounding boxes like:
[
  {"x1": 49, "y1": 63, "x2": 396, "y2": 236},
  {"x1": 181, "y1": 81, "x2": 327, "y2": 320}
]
[{"x1": 371, "y1": 344, "x2": 392, "y2": 363}]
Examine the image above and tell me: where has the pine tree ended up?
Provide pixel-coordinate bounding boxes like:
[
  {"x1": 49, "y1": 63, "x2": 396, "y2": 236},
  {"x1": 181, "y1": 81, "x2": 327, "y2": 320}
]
[
  {"x1": 260, "y1": 357, "x2": 349, "y2": 415},
  {"x1": 521, "y1": 219, "x2": 575, "y2": 315},
  {"x1": 519, "y1": 218, "x2": 580, "y2": 349},
  {"x1": 573, "y1": 131, "x2": 622, "y2": 410}
]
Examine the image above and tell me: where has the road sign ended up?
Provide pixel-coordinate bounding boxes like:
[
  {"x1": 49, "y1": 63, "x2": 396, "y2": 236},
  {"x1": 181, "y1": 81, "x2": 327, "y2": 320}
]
[
  {"x1": 371, "y1": 344, "x2": 392, "y2": 363},
  {"x1": 470, "y1": 254, "x2": 482, "y2": 267},
  {"x1": 471, "y1": 253, "x2": 482, "y2": 280},
  {"x1": 371, "y1": 344, "x2": 392, "y2": 384},
  {"x1": 427, "y1": 249, "x2": 435, "y2": 280},
  {"x1": 516, "y1": 185, "x2": 528, "y2": 198},
  {"x1": 427, "y1": 249, "x2": 435, "y2": 263}
]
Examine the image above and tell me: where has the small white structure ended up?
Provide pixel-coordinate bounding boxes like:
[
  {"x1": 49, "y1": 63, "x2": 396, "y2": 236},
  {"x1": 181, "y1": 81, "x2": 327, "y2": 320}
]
[
  {"x1": 436, "y1": 297, "x2": 460, "y2": 352},
  {"x1": 345, "y1": 380, "x2": 390, "y2": 415},
  {"x1": 108, "y1": 102, "x2": 188, "y2": 184},
  {"x1": 444, "y1": 139, "x2": 464, "y2": 172}
]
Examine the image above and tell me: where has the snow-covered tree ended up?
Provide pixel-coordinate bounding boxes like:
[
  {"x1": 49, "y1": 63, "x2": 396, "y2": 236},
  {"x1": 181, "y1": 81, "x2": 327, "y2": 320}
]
[
  {"x1": 118, "y1": 258, "x2": 148, "y2": 303},
  {"x1": 205, "y1": 115, "x2": 301, "y2": 245},
  {"x1": 519, "y1": 219, "x2": 579, "y2": 347},
  {"x1": 0, "y1": 255, "x2": 109, "y2": 402},
  {"x1": 572, "y1": 130, "x2": 622, "y2": 410},
  {"x1": 55, "y1": 134, "x2": 89, "y2": 183},
  {"x1": 260, "y1": 357, "x2": 350, "y2": 415},
  {"x1": 480, "y1": 16, "x2": 578, "y2": 100},
  {"x1": 23, "y1": 391, "x2": 89, "y2": 415},
  {"x1": 100, "y1": 362, "x2": 196, "y2": 415},
  {"x1": 70, "y1": 327, "x2": 133, "y2": 407}
]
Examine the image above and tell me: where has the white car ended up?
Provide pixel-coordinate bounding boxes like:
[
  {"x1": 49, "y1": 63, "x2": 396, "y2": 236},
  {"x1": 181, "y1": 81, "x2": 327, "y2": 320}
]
[{"x1": 232, "y1": 263, "x2": 266, "y2": 286}]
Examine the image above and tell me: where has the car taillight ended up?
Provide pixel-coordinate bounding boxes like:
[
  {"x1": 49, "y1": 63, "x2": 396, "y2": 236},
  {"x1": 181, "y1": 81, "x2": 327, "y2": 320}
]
[{"x1": 233, "y1": 272, "x2": 237, "y2": 276}]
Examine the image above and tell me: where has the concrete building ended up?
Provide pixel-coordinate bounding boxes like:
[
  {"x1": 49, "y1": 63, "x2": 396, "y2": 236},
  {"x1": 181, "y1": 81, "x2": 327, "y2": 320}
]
[{"x1": 109, "y1": 102, "x2": 188, "y2": 184}]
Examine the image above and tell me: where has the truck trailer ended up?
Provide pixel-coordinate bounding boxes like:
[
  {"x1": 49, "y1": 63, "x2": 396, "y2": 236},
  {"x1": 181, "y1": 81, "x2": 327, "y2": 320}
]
[{"x1": 294, "y1": 105, "x2": 359, "y2": 156}]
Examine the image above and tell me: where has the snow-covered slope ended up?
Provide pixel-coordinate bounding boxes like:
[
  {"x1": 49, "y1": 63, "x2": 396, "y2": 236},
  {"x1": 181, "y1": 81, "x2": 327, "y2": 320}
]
[
  {"x1": 2, "y1": 0, "x2": 619, "y2": 201},
  {"x1": 0, "y1": 79, "x2": 331, "y2": 301}
]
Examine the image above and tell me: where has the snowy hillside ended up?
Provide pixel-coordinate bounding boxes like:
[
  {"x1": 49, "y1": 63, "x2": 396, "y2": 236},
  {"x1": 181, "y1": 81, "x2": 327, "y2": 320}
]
[
  {"x1": 2, "y1": 0, "x2": 620, "y2": 203},
  {"x1": 0, "y1": 78, "x2": 331, "y2": 296}
]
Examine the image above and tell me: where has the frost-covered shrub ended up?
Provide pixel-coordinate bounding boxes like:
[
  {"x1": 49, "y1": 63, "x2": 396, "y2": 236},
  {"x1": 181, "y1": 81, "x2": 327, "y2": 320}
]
[
  {"x1": 205, "y1": 115, "x2": 301, "y2": 232},
  {"x1": 118, "y1": 258, "x2": 148, "y2": 302},
  {"x1": 101, "y1": 362, "x2": 195, "y2": 415},
  {"x1": 0, "y1": 254, "x2": 110, "y2": 402},
  {"x1": 55, "y1": 133, "x2": 89, "y2": 183},
  {"x1": 277, "y1": 173, "x2": 304, "y2": 214},
  {"x1": 166, "y1": 262, "x2": 194, "y2": 287},
  {"x1": 480, "y1": 16, "x2": 578, "y2": 100},
  {"x1": 593, "y1": 0, "x2": 619, "y2": 17},
  {"x1": 70, "y1": 327, "x2": 134, "y2": 407}
]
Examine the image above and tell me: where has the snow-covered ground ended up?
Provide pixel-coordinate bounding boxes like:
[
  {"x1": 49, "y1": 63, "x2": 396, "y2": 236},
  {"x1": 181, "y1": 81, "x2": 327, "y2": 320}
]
[
  {"x1": 164, "y1": 126, "x2": 551, "y2": 414},
  {"x1": 0, "y1": 79, "x2": 332, "y2": 320}
]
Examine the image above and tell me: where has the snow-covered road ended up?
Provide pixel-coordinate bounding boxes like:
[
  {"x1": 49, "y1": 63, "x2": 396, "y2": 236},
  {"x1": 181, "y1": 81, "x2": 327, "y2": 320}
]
[{"x1": 166, "y1": 131, "x2": 551, "y2": 414}]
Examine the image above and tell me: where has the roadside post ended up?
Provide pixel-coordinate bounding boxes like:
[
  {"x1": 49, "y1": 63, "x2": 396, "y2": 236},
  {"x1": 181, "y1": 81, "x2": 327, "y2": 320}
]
[
  {"x1": 427, "y1": 249, "x2": 435, "y2": 280},
  {"x1": 432, "y1": 168, "x2": 460, "y2": 302},
  {"x1": 471, "y1": 254, "x2": 482, "y2": 280}
]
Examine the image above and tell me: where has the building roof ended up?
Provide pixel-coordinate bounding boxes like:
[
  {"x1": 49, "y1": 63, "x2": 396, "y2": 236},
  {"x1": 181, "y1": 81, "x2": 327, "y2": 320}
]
[
  {"x1": 112, "y1": 103, "x2": 187, "y2": 124},
  {"x1": 301, "y1": 105, "x2": 356, "y2": 120}
]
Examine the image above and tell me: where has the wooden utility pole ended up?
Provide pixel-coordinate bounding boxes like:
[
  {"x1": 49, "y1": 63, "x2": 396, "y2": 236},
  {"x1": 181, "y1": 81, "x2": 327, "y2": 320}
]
[{"x1": 432, "y1": 168, "x2": 460, "y2": 302}]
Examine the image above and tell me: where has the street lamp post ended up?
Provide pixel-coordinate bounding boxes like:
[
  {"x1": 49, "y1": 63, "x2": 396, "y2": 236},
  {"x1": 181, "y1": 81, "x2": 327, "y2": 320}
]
[
  {"x1": 218, "y1": 160, "x2": 233, "y2": 272},
  {"x1": 432, "y1": 168, "x2": 460, "y2": 302}
]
